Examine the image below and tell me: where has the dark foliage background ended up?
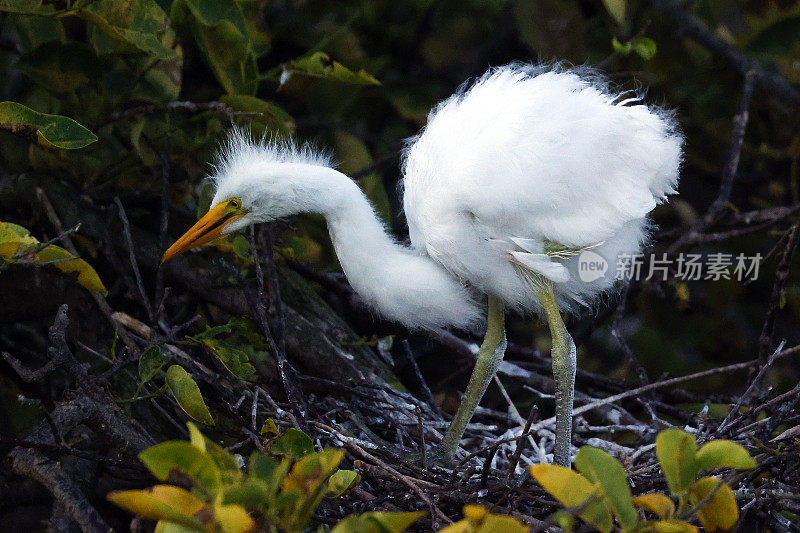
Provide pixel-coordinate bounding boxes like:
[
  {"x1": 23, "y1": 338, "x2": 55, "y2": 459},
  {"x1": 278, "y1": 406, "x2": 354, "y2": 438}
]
[{"x1": 1, "y1": 0, "x2": 799, "y2": 531}]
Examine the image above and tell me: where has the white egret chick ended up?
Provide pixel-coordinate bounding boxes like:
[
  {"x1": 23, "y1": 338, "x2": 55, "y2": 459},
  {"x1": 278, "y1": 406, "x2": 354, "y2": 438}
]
[{"x1": 163, "y1": 63, "x2": 683, "y2": 466}]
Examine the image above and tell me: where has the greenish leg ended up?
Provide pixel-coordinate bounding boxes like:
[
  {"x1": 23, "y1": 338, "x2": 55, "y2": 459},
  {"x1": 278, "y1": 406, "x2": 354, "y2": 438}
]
[
  {"x1": 536, "y1": 281, "x2": 576, "y2": 466},
  {"x1": 434, "y1": 295, "x2": 507, "y2": 464}
]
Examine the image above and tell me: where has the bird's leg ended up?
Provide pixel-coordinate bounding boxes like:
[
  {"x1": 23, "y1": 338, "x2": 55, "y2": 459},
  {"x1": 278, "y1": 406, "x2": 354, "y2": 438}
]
[
  {"x1": 429, "y1": 295, "x2": 506, "y2": 465},
  {"x1": 536, "y1": 281, "x2": 576, "y2": 466}
]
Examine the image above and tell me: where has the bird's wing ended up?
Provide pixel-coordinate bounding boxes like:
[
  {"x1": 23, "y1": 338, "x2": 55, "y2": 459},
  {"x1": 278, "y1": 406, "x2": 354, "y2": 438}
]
[{"x1": 403, "y1": 65, "x2": 682, "y2": 249}]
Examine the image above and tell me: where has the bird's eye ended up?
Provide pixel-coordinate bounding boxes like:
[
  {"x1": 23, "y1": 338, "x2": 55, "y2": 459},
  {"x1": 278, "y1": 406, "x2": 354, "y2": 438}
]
[{"x1": 230, "y1": 198, "x2": 241, "y2": 209}]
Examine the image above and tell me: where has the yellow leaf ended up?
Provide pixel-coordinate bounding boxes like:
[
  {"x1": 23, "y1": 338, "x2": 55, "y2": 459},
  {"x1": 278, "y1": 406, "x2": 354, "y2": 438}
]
[
  {"x1": 463, "y1": 504, "x2": 488, "y2": 522},
  {"x1": 437, "y1": 521, "x2": 472, "y2": 533},
  {"x1": 0, "y1": 222, "x2": 107, "y2": 295},
  {"x1": 260, "y1": 418, "x2": 279, "y2": 436},
  {"x1": 476, "y1": 513, "x2": 530, "y2": 532},
  {"x1": 689, "y1": 477, "x2": 738, "y2": 532},
  {"x1": 441, "y1": 505, "x2": 530, "y2": 533},
  {"x1": 282, "y1": 449, "x2": 345, "y2": 495},
  {"x1": 529, "y1": 464, "x2": 612, "y2": 532},
  {"x1": 529, "y1": 465, "x2": 595, "y2": 507},
  {"x1": 652, "y1": 519, "x2": 699, "y2": 532},
  {"x1": 632, "y1": 493, "x2": 675, "y2": 519},
  {"x1": 215, "y1": 504, "x2": 255, "y2": 533},
  {"x1": 107, "y1": 485, "x2": 209, "y2": 530},
  {"x1": 188, "y1": 422, "x2": 207, "y2": 452}
]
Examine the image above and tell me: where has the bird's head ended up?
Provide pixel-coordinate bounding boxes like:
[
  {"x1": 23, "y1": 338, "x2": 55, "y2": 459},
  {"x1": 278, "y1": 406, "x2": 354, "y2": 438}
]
[{"x1": 162, "y1": 130, "x2": 333, "y2": 263}]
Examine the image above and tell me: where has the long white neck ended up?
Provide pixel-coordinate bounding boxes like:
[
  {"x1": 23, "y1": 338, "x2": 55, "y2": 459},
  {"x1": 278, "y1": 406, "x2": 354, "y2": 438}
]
[{"x1": 296, "y1": 165, "x2": 482, "y2": 331}]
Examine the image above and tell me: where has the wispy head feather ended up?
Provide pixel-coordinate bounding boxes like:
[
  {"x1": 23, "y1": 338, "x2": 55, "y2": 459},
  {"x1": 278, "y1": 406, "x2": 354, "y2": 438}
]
[{"x1": 212, "y1": 127, "x2": 333, "y2": 185}]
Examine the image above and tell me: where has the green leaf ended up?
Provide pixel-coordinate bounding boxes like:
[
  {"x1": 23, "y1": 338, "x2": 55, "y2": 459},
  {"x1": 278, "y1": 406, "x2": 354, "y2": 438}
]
[
  {"x1": 194, "y1": 22, "x2": 257, "y2": 95},
  {"x1": 632, "y1": 493, "x2": 675, "y2": 519},
  {"x1": 248, "y1": 452, "x2": 289, "y2": 502},
  {"x1": 325, "y1": 470, "x2": 361, "y2": 498},
  {"x1": 165, "y1": 365, "x2": 215, "y2": 426},
  {"x1": 0, "y1": 222, "x2": 107, "y2": 295},
  {"x1": 139, "y1": 441, "x2": 221, "y2": 494},
  {"x1": 631, "y1": 37, "x2": 657, "y2": 60},
  {"x1": 612, "y1": 37, "x2": 632, "y2": 55},
  {"x1": 139, "y1": 346, "x2": 170, "y2": 384},
  {"x1": 602, "y1": 0, "x2": 626, "y2": 25},
  {"x1": 200, "y1": 339, "x2": 255, "y2": 380},
  {"x1": 107, "y1": 485, "x2": 209, "y2": 531},
  {"x1": 277, "y1": 52, "x2": 380, "y2": 86},
  {"x1": 269, "y1": 428, "x2": 314, "y2": 460},
  {"x1": 178, "y1": 0, "x2": 248, "y2": 35},
  {"x1": 745, "y1": 16, "x2": 800, "y2": 65},
  {"x1": 76, "y1": 0, "x2": 177, "y2": 60},
  {"x1": 331, "y1": 511, "x2": 427, "y2": 533},
  {"x1": 155, "y1": 521, "x2": 205, "y2": 533},
  {"x1": 221, "y1": 479, "x2": 270, "y2": 508},
  {"x1": 528, "y1": 464, "x2": 612, "y2": 532},
  {"x1": 0, "y1": 101, "x2": 97, "y2": 149},
  {"x1": 283, "y1": 448, "x2": 344, "y2": 495},
  {"x1": 0, "y1": 0, "x2": 56, "y2": 15},
  {"x1": 174, "y1": 0, "x2": 257, "y2": 95},
  {"x1": 10, "y1": 13, "x2": 65, "y2": 50},
  {"x1": 695, "y1": 440, "x2": 756, "y2": 471},
  {"x1": 249, "y1": 452, "x2": 280, "y2": 483},
  {"x1": 281, "y1": 449, "x2": 346, "y2": 531},
  {"x1": 17, "y1": 41, "x2": 100, "y2": 94},
  {"x1": 574, "y1": 447, "x2": 638, "y2": 529},
  {"x1": 656, "y1": 429, "x2": 698, "y2": 496},
  {"x1": 688, "y1": 477, "x2": 738, "y2": 532},
  {"x1": 187, "y1": 319, "x2": 240, "y2": 342}
]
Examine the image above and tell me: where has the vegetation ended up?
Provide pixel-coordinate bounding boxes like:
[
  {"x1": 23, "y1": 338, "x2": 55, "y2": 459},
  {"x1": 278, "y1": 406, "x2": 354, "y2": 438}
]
[
  {"x1": 530, "y1": 429, "x2": 756, "y2": 532},
  {"x1": 2, "y1": 0, "x2": 800, "y2": 531}
]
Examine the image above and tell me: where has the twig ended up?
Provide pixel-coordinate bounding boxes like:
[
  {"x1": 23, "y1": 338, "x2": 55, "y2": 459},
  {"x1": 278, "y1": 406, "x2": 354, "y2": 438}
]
[
  {"x1": 718, "y1": 341, "x2": 785, "y2": 434},
  {"x1": 416, "y1": 405, "x2": 427, "y2": 470},
  {"x1": 458, "y1": 345, "x2": 800, "y2": 465},
  {"x1": 105, "y1": 100, "x2": 263, "y2": 126},
  {"x1": 250, "y1": 225, "x2": 287, "y2": 355},
  {"x1": 0, "y1": 437, "x2": 147, "y2": 471},
  {"x1": 758, "y1": 223, "x2": 800, "y2": 364},
  {"x1": 668, "y1": 70, "x2": 757, "y2": 253},
  {"x1": 155, "y1": 139, "x2": 171, "y2": 322},
  {"x1": 709, "y1": 70, "x2": 757, "y2": 217},
  {"x1": 115, "y1": 197, "x2": 155, "y2": 322},
  {"x1": 220, "y1": 259, "x2": 309, "y2": 417},
  {"x1": 400, "y1": 340, "x2": 439, "y2": 411},
  {"x1": 505, "y1": 405, "x2": 538, "y2": 483},
  {"x1": 312, "y1": 421, "x2": 452, "y2": 526}
]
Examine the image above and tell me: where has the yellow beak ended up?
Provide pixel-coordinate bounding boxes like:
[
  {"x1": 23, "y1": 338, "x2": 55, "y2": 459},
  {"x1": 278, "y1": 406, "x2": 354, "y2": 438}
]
[{"x1": 161, "y1": 202, "x2": 245, "y2": 263}]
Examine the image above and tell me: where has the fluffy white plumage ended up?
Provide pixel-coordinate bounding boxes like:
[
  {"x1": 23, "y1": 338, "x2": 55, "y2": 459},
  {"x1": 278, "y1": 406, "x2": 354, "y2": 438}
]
[
  {"x1": 208, "y1": 63, "x2": 683, "y2": 330},
  {"x1": 403, "y1": 63, "x2": 683, "y2": 314}
]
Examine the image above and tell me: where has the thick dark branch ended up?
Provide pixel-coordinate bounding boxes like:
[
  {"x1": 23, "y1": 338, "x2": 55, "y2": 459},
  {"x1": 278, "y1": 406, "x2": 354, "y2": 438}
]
[{"x1": 650, "y1": 0, "x2": 800, "y2": 110}]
